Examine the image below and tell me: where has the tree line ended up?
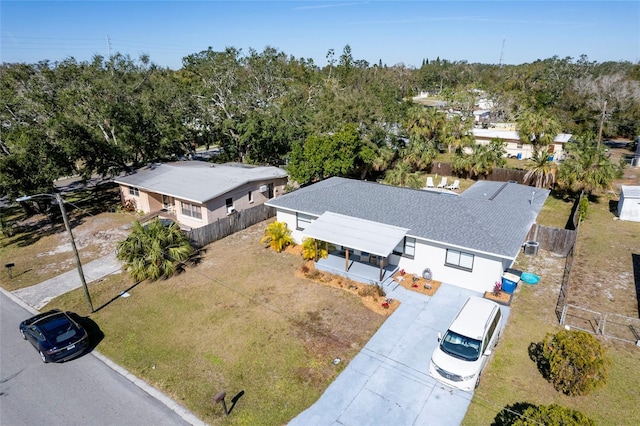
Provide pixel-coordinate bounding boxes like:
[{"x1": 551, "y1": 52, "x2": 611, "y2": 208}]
[{"x1": 2, "y1": 45, "x2": 638, "y2": 201}]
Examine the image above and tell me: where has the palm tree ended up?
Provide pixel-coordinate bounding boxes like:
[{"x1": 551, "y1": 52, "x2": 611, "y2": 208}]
[
  {"x1": 301, "y1": 238, "x2": 328, "y2": 260},
  {"x1": 260, "y1": 221, "x2": 294, "y2": 252},
  {"x1": 402, "y1": 134, "x2": 438, "y2": 171},
  {"x1": 557, "y1": 134, "x2": 622, "y2": 195},
  {"x1": 117, "y1": 219, "x2": 195, "y2": 282},
  {"x1": 453, "y1": 138, "x2": 506, "y2": 178},
  {"x1": 442, "y1": 114, "x2": 474, "y2": 153},
  {"x1": 524, "y1": 149, "x2": 557, "y2": 188},
  {"x1": 516, "y1": 109, "x2": 562, "y2": 153},
  {"x1": 383, "y1": 162, "x2": 423, "y2": 188}
]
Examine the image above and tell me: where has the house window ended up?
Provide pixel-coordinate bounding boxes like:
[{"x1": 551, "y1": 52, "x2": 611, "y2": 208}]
[
  {"x1": 181, "y1": 202, "x2": 202, "y2": 219},
  {"x1": 226, "y1": 198, "x2": 235, "y2": 214},
  {"x1": 516, "y1": 142, "x2": 523, "y2": 149},
  {"x1": 393, "y1": 237, "x2": 416, "y2": 258},
  {"x1": 248, "y1": 191, "x2": 253, "y2": 203},
  {"x1": 296, "y1": 213, "x2": 313, "y2": 230},
  {"x1": 129, "y1": 186, "x2": 139, "y2": 196},
  {"x1": 445, "y1": 249, "x2": 474, "y2": 271}
]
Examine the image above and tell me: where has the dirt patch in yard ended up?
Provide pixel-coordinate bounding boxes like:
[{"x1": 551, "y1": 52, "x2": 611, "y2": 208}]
[{"x1": 1, "y1": 210, "x2": 135, "y2": 291}]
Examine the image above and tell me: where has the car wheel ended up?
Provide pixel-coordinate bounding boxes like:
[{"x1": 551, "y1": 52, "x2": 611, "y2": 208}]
[
  {"x1": 39, "y1": 351, "x2": 48, "y2": 363},
  {"x1": 20, "y1": 329, "x2": 27, "y2": 340},
  {"x1": 475, "y1": 373, "x2": 481, "y2": 389}
]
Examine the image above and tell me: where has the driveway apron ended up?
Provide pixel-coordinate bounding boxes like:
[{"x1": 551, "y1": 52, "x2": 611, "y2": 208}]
[{"x1": 289, "y1": 283, "x2": 510, "y2": 426}]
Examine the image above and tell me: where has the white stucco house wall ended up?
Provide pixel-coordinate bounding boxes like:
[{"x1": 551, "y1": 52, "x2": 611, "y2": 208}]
[
  {"x1": 113, "y1": 161, "x2": 288, "y2": 229},
  {"x1": 472, "y1": 127, "x2": 572, "y2": 162},
  {"x1": 617, "y1": 185, "x2": 640, "y2": 222},
  {"x1": 266, "y1": 177, "x2": 549, "y2": 293}
]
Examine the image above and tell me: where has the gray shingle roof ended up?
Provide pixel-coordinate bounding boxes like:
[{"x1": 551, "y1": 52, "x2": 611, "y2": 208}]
[
  {"x1": 266, "y1": 177, "x2": 549, "y2": 259},
  {"x1": 113, "y1": 162, "x2": 287, "y2": 204}
]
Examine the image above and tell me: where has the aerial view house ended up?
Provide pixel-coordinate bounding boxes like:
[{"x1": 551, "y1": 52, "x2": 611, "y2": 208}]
[
  {"x1": 266, "y1": 177, "x2": 549, "y2": 293},
  {"x1": 472, "y1": 126, "x2": 572, "y2": 161},
  {"x1": 114, "y1": 161, "x2": 288, "y2": 229}
]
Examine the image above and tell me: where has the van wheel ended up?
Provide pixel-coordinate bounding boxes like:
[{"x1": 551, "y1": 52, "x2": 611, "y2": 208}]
[{"x1": 475, "y1": 374, "x2": 481, "y2": 389}]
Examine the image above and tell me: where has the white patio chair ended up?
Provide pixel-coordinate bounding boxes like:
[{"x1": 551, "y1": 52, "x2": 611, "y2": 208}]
[
  {"x1": 437, "y1": 177, "x2": 447, "y2": 188},
  {"x1": 426, "y1": 177, "x2": 434, "y2": 188},
  {"x1": 446, "y1": 179, "x2": 460, "y2": 190}
]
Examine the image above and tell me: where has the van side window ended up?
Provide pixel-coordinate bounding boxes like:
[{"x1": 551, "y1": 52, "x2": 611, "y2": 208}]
[{"x1": 482, "y1": 309, "x2": 502, "y2": 352}]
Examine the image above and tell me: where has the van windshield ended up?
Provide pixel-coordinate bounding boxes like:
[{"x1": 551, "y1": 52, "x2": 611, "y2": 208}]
[{"x1": 440, "y1": 330, "x2": 481, "y2": 361}]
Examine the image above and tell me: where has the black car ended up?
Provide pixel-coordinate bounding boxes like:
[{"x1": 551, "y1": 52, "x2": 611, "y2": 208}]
[{"x1": 19, "y1": 309, "x2": 89, "y2": 363}]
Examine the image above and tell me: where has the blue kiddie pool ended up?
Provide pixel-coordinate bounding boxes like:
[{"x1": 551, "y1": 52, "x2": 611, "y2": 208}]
[{"x1": 520, "y1": 272, "x2": 540, "y2": 285}]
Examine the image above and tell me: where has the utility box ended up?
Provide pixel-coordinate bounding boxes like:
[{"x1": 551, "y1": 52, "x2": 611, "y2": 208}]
[{"x1": 524, "y1": 241, "x2": 539, "y2": 256}]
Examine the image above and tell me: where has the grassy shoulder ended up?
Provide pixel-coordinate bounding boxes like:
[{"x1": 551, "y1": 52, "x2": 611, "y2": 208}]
[{"x1": 48, "y1": 221, "x2": 388, "y2": 425}]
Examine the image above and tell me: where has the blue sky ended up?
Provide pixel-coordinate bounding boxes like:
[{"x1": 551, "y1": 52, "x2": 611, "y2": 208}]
[{"x1": 1, "y1": 1, "x2": 638, "y2": 69}]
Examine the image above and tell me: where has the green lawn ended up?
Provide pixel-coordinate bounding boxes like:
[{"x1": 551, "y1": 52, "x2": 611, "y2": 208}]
[{"x1": 35, "y1": 222, "x2": 387, "y2": 425}]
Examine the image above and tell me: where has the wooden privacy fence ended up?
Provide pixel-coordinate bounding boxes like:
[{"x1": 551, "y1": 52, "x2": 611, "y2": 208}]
[
  {"x1": 429, "y1": 162, "x2": 528, "y2": 183},
  {"x1": 186, "y1": 204, "x2": 275, "y2": 247},
  {"x1": 526, "y1": 224, "x2": 577, "y2": 257}
]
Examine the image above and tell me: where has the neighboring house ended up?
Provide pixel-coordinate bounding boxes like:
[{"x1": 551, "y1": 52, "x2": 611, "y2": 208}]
[
  {"x1": 114, "y1": 161, "x2": 288, "y2": 229},
  {"x1": 266, "y1": 177, "x2": 549, "y2": 293},
  {"x1": 472, "y1": 127, "x2": 572, "y2": 162},
  {"x1": 617, "y1": 185, "x2": 640, "y2": 222}
]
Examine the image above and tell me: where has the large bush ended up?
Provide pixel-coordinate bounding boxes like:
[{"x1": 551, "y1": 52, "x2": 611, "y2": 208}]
[
  {"x1": 541, "y1": 329, "x2": 610, "y2": 396},
  {"x1": 495, "y1": 403, "x2": 596, "y2": 426},
  {"x1": 117, "y1": 219, "x2": 195, "y2": 281}
]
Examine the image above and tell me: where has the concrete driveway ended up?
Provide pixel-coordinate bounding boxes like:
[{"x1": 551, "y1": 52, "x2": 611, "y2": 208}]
[
  {"x1": 12, "y1": 252, "x2": 122, "y2": 310},
  {"x1": 289, "y1": 283, "x2": 510, "y2": 426}
]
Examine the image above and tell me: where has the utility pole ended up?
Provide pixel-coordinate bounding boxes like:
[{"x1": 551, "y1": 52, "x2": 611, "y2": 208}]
[
  {"x1": 597, "y1": 99, "x2": 607, "y2": 149},
  {"x1": 17, "y1": 193, "x2": 94, "y2": 312},
  {"x1": 106, "y1": 34, "x2": 112, "y2": 57},
  {"x1": 499, "y1": 39, "x2": 506, "y2": 66},
  {"x1": 56, "y1": 193, "x2": 94, "y2": 312}
]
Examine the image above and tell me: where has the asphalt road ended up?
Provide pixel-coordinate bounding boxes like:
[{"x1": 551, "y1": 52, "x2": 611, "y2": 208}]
[{"x1": 0, "y1": 291, "x2": 195, "y2": 426}]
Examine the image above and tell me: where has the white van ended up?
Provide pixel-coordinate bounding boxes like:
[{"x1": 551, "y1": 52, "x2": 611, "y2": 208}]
[{"x1": 428, "y1": 296, "x2": 502, "y2": 391}]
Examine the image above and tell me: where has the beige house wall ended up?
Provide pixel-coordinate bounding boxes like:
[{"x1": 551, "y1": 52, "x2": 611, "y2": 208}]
[{"x1": 120, "y1": 177, "x2": 287, "y2": 229}]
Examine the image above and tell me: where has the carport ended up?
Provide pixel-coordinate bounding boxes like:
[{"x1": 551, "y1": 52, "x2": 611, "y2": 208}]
[{"x1": 302, "y1": 212, "x2": 408, "y2": 281}]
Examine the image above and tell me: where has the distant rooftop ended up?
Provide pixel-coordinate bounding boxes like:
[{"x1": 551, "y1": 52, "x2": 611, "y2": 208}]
[{"x1": 114, "y1": 161, "x2": 287, "y2": 204}]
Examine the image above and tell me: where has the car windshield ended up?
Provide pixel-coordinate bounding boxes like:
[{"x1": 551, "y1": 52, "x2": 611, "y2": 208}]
[
  {"x1": 39, "y1": 315, "x2": 78, "y2": 343},
  {"x1": 440, "y1": 330, "x2": 481, "y2": 361}
]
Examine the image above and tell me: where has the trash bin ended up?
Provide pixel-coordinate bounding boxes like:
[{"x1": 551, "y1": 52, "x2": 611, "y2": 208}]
[
  {"x1": 516, "y1": 153, "x2": 522, "y2": 160},
  {"x1": 524, "y1": 241, "x2": 539, "y2": 256},
  {"x1": 501, "y1": 273, "x2": 519, "y2": 294}
]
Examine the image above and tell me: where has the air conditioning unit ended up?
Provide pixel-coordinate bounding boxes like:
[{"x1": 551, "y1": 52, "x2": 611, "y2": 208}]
[
  {"x1": 259, "y1": 185, "x2": 268, "y2": 192},
  {"x1": 227, "y1": 206, "x2": 236, "y2": 214}
]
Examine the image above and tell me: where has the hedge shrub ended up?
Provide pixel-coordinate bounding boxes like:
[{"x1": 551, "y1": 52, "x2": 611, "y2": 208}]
[
  {"x1": 541, "y1": 329, "x2": 610, "y2": 396},
  {"x1": 513, "y1": 403, "x2": 595, "y2": 426}
]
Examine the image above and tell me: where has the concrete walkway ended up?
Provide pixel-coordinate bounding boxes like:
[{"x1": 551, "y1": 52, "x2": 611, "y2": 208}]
[
  {"x1": 289, "y1": 283, "x2": 511, "y2": 426},
  {"x1": 12, "y1": 252, "x2": 122, "y2": 310}
]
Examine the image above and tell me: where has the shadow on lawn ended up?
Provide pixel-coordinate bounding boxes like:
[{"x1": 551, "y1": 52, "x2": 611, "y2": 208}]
[
  {"x1": 491, "y1": 401, "x2": 537, "y2": 426},
  {"x1": 633, "y1": 253, "x2": 640, "y2": 318},
  {"x1": 527, "y1": 341, "x2": 550, "y2": 380}
]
